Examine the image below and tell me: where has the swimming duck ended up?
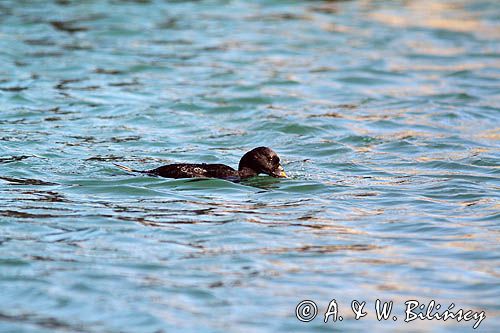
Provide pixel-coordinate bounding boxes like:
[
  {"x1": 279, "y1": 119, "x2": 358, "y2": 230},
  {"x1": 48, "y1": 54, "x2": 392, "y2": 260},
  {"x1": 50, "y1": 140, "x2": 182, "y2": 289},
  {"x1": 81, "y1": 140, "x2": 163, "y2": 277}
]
[{"x1": 114, "y1": 147, "x2": 287, "y2": 180}]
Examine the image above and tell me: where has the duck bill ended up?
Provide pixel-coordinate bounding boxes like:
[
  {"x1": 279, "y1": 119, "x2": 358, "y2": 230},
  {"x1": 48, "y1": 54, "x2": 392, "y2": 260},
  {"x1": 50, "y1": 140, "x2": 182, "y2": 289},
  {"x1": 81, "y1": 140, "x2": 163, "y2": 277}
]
[{"x1": 274, "y1": 165, "x2": 288, "y2": 178}]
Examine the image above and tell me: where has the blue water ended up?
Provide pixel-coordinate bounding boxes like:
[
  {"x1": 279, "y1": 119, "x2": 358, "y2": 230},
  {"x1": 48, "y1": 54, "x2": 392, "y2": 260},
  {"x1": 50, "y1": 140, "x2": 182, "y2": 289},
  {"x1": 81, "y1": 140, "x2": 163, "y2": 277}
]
[{"x1": 1, "y1": 0, "x2": 499, "y2": 332}]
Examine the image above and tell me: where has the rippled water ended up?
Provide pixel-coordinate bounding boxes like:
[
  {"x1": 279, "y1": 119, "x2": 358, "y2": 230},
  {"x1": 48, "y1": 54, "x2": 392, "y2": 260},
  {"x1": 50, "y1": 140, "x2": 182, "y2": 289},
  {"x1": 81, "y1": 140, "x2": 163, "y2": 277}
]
[{"x1": 1, "y1": 0, "x2": 499, "y2": 332}]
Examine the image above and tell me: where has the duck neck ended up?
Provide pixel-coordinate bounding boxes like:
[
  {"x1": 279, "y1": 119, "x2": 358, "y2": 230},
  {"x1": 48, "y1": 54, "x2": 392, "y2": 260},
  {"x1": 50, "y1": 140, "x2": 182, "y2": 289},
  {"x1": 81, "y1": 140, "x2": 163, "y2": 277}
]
[{"x1": 238, "y1": 167, "x2": 258, "y2": 178}]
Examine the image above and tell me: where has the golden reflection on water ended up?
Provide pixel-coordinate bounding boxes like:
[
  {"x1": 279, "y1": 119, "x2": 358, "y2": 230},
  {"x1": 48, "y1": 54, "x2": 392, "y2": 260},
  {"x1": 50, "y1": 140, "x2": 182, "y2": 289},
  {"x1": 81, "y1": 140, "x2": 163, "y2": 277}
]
[
  {"x1": 369, "y1": 0, "x2": 499, "y2": 37},
  {"x1": 404, "y1": 40, "x2": 466, "y2": 57},
  {"x1": 477, "y1": 128, "x2": 500, "y2": 141}
]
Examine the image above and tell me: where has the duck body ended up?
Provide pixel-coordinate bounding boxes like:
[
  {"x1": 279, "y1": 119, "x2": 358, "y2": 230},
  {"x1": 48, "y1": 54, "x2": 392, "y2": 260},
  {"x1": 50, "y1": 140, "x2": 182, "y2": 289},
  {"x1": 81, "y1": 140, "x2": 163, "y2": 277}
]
[
  {"x1": 147, "y1": 163, "x2": 238, "y2": 179},
  {"x1": 114, "y1": 147, "x2": 287, "y2": 180}
]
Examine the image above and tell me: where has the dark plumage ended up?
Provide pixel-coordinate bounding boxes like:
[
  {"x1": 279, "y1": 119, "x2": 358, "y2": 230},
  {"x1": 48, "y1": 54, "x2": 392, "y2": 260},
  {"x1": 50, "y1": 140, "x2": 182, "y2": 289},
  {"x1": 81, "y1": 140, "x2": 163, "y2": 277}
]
[{"x1": 114, "y1": 147, "x2": 287, "y2": 180}]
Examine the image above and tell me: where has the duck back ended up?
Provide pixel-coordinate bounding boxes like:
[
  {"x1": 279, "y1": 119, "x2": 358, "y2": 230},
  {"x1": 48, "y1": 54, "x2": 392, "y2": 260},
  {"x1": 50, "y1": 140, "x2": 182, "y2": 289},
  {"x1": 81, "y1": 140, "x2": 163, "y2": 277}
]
[{"x1": 147, "y1": 163, "x2": 238, "y2": 179}]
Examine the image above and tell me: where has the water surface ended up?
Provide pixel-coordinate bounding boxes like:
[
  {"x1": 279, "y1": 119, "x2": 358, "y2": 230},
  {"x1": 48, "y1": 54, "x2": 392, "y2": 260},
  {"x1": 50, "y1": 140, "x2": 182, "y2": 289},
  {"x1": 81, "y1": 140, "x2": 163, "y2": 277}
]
[{"x1": 0, "y1": 0, "x2": 499, "y2": 332}]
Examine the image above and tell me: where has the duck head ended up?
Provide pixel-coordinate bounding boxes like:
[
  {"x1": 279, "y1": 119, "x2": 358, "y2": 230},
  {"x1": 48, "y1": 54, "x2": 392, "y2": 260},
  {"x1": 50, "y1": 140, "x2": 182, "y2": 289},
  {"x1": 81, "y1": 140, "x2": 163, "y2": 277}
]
[{"x1": 238, "y1": 147, "x2": 287, "y2": 178}]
